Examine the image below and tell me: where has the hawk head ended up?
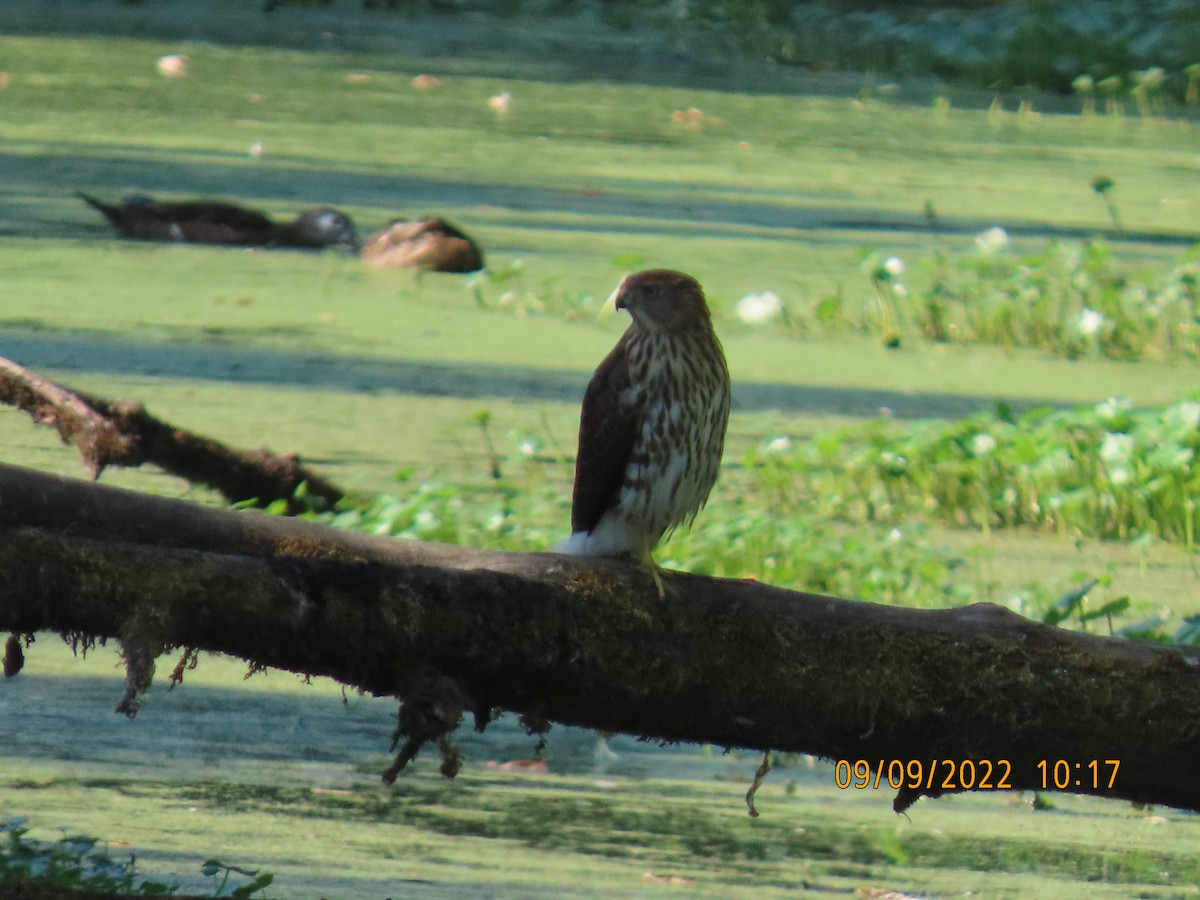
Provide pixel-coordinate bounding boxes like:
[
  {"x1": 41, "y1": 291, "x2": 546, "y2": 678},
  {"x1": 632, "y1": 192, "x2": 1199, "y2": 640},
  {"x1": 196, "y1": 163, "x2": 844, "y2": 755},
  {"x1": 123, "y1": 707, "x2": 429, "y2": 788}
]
[{"x1": 610, "y1": 269, "x2": 713, "y2": 333}]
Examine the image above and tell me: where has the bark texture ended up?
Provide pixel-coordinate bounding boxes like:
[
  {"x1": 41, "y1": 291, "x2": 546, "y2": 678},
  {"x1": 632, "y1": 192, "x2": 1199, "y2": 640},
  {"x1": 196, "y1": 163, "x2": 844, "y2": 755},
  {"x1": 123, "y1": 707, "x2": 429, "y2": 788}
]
[
  {"x1": 1, "y1": 462, "x2": 1198, "y2": 813},
  {"x1": 0, "y1": 356, "x2": 342, "y2": 511}
]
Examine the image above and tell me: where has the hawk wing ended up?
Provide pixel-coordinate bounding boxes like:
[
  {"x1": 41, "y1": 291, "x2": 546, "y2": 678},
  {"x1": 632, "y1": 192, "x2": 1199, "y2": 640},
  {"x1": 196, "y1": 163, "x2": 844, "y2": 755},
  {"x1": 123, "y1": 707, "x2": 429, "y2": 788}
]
[{"x1": 570, "y1": 330, "x2": 642, "y2": 535}]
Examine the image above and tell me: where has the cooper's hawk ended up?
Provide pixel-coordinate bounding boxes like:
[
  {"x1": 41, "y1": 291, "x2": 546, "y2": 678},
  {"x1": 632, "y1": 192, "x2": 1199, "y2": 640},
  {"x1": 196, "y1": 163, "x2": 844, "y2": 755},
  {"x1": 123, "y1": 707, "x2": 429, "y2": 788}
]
[{"x1": 559, "y1": 269, "x2": 731, "y2": 581}]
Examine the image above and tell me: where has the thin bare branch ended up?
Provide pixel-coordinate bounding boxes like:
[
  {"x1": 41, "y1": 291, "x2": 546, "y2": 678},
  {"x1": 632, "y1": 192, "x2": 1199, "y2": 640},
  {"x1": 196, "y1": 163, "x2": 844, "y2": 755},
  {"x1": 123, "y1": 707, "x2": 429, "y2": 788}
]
[{"x1": 0, "y1": 356, "x2": 343, "y2": 510}]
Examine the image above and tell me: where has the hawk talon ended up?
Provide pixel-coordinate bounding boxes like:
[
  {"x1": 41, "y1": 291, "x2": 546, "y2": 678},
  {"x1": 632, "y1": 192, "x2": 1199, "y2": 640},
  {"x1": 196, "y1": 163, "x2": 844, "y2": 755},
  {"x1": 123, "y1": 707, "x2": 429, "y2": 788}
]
[{"x1": 645, "y1": 560, "x2": 666, "y2": 599}]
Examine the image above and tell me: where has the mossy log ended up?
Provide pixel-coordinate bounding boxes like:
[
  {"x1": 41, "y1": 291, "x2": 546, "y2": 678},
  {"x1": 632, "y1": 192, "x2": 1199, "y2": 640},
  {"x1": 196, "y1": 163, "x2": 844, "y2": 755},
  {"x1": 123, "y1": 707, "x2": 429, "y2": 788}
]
[{"x1": 1, "y1": 462, "x2": 1198, "y2": 813}]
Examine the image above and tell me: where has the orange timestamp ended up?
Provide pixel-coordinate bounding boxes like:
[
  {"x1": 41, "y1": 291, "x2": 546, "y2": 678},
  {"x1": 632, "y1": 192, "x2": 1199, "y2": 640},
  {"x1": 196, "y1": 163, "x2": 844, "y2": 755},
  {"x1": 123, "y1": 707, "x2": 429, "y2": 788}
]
[
  {"x1": 834, "y1": 758, "x2": 1122, "y2": 791},
  {"x1": 835, "y1": 758, "x2": 1013, "y2": 791},
  {"x1": 1036, "y1": 759, "x2": 1120, "y2": 790}
]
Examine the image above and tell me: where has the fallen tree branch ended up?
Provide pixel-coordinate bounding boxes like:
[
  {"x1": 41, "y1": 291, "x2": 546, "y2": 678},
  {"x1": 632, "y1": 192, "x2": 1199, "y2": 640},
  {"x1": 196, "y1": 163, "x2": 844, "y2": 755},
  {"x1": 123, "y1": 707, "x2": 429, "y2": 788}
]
[
  {"x1": 0, "y1": 356, "x2": 343, "y2": 511},
  {"x1": 1, "y1": 462, "x2": 1198, "y2": 813}
]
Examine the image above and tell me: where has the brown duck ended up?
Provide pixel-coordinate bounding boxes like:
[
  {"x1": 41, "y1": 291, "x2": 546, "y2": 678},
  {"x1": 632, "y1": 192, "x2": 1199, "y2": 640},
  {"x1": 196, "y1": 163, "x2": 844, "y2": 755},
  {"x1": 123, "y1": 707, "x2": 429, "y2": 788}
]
[
  {"x1": 361, "y1": 217, "x2": 484, "y2": 273},
  {"x1": 77, "y1": 192, "x2": 359, "y2": 250}
]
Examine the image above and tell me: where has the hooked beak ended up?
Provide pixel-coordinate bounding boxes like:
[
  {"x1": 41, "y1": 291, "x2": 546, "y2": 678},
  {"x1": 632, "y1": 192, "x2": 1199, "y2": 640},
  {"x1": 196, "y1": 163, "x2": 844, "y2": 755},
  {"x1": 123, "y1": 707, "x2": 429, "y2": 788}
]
[{"x1": 598, "y1": 277, "x2": 629, "y2": 321}]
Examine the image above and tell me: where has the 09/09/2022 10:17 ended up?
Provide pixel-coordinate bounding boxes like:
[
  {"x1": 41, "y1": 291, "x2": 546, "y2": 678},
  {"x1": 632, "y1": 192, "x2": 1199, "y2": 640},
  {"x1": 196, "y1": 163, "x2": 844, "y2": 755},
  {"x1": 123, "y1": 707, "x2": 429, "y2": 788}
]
[{"x1": 833, "y1": 758, "x2": 1121, "y2": 792}]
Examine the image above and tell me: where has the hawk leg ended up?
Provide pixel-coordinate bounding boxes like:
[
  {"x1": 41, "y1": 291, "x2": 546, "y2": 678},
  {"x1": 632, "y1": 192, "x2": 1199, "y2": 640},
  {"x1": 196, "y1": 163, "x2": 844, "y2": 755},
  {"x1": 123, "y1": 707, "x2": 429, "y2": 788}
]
[{"x1": 643, "y1": 556, "x2": 666, "y2": 599}]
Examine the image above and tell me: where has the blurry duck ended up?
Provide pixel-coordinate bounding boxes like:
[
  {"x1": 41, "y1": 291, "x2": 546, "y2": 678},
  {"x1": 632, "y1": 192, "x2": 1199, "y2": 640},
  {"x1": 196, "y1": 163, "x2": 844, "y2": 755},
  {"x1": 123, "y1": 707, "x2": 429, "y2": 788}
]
[
  {"x1": 76, "y1": 192, "x2": 359, "y2": 251},
  {"x1": 361, "y1": 217, "x2": 484, "y2": 273}
]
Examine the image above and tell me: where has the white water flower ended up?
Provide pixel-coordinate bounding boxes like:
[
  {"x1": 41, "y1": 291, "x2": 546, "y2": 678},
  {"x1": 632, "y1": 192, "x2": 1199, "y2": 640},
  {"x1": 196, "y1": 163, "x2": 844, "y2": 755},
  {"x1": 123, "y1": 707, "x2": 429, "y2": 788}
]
[
  {"x1": 1077, "y1": 307, "x2": 1106, "y2": 337},
  {"x1": 156, "y1": 54, "x2": 188, "y2": 78},
  {"x1": 763, "y1": 435, "x2": 792, "y2": 455},
  {"x1": 736, "y1": 290, "x2": 783, "y2": 324},
  {"x1": 975, "y1": 226, "x2": 1009, "y2": 254},
  {"x1": 1095, "y1": 396, "x2": 1131, "y2": 424},
  {"x1": 1100, "y1": 432, "x2": 1134, "y2": 465},
  {"x1": 488, "y1": 91, "x2": 511, "y2": 114},
  {"x1": 1108, "y1": 466, "x2": 1132, "y2": 487},
  {"x1": 971, "y1": 433, "x2": 997, "y2": 457},
  {"x1": 1167, "y1": 400, "x2": 1200, "y2": 432}
]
